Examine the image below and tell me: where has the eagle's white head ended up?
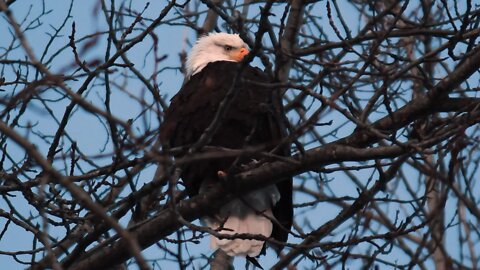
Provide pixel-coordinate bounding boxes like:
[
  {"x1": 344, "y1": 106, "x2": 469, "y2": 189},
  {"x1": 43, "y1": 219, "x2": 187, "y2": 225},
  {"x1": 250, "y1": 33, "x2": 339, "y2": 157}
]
[{"x1": 186, "y1": 32, "x2": 249, "y2": 78}]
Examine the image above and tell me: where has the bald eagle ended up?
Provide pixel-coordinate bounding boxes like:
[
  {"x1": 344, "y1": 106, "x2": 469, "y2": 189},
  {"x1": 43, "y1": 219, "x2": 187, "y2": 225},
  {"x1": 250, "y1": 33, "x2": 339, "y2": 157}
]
[{"x1": 160, "y1": 33, "x2": 293, "y2": 257}]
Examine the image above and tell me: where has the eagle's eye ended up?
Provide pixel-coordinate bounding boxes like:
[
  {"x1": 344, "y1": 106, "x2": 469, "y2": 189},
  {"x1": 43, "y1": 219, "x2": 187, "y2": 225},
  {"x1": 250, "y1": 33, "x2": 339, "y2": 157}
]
[{"x1": 224, "y1": 45, "x2": 233, "y2": 51}]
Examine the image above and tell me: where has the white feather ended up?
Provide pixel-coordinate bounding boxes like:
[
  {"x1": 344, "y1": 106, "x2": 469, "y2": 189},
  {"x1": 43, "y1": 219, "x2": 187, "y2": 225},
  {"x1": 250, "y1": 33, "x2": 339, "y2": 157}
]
[
  {"x1": 186, "y1": 32, "x2": 248, "y2": 78},
  {"x1": 205, "y1": 185, "x2": 280, "y2": 257}
]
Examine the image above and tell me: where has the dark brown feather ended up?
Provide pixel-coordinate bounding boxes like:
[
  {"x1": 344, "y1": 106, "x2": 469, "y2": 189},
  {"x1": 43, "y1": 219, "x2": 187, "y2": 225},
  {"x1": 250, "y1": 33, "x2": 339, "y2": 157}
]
[{"x1": 159, "y1": 61, "x2": 293, "y2": 249}]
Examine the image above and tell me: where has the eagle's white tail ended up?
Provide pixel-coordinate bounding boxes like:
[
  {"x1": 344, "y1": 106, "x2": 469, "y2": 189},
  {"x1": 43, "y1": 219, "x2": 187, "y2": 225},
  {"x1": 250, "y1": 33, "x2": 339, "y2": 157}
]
[
  {"x1": 205, "y1": 185, "x2": 280, "y2": 257},
  {"x1": 210, "y1": 209, "x2": 273, "y2": 257}
]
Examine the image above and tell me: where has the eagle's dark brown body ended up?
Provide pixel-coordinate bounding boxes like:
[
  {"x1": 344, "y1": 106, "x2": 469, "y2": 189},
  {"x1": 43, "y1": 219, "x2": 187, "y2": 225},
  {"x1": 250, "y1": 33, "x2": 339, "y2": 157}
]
[{"x1": 160, "y1": 61, "x2": 292, "y2": 250}]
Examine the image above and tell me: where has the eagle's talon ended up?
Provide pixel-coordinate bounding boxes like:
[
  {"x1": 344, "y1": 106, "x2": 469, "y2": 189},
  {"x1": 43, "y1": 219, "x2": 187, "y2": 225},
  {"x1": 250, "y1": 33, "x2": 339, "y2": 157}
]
[{"x1": 217, "y1": 170, "x2": 227, "y2": 178}]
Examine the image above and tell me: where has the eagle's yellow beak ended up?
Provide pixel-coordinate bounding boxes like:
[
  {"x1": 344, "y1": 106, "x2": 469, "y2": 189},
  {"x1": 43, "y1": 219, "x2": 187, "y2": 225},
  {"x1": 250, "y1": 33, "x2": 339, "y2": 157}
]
[{"x1": 231, "y1": 47, "x2": 249, "y2": 61}]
